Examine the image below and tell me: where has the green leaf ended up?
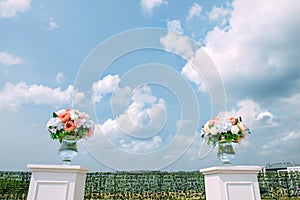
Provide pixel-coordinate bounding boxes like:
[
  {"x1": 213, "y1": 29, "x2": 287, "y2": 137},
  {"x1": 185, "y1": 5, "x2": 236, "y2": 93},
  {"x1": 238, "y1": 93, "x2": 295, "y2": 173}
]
[{"x1": 53, "y1": 112, "x2": 58, "y2": 118}]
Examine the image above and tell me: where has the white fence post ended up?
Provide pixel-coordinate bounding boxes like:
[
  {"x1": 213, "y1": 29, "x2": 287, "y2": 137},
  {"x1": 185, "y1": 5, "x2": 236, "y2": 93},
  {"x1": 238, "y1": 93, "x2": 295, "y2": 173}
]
[
  {"x1": 200, "y1": 165, "x2": 261, "y2": 200},
  {"x1": 27, "y1": 164, "x2": 89, "y2": 200}
]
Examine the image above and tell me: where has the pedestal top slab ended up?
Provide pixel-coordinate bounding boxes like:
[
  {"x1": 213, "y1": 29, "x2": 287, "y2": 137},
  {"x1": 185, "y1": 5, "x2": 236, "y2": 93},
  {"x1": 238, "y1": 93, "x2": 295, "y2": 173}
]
[
  {"x1": 27, "y1": 164, "x2": 90, "y2": 173},
  {"x1": 200, "y1": 165, "x2": 261, "y2": 175}
]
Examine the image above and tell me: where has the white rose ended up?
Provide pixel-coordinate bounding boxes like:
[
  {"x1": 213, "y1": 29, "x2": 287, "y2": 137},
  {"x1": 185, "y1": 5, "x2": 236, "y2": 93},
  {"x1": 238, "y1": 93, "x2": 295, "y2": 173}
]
[
  {"x1": 231, "y1": 125, "x2": 239, "y2": 134},
  {"x1": 70, "y1": 110, "x2": 79, "y2": 120},
  {"x1": 210, "y1": 126, "x2": 219, "y2": 135}
]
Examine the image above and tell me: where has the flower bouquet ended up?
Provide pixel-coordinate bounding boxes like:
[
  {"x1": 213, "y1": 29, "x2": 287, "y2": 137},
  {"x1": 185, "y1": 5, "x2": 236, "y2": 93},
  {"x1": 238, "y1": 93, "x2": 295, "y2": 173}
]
[
  {"x1": 201, "y1": 116, "x2": 250, "y2": 145},
  {"x1": 46, "y1": 108, "x2": 94, "y2": 164},
  {"x1": 46, "y1": 108, "x2": 94, "y2": 143},
  {"x1": 200, "y1": 116, "x2": 250, "y2": 164}
]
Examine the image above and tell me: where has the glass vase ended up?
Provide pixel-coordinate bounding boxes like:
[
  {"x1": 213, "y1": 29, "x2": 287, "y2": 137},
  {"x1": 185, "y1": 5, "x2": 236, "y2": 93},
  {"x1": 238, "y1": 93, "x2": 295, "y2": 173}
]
[
  {"x1": 58, "y1": 139, "x2": 78, "y2": 165},
  {"x1": 217, "y1": 142, "x2": 235, "y2": 164}
]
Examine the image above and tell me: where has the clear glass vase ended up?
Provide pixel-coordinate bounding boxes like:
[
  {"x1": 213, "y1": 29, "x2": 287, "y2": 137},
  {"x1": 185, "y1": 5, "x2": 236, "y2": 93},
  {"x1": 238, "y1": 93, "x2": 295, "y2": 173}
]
[
  {"x1": 58, "y1": 139, "x2": 78, "y2": 165},
  {"x1": 217, "y1": 142, "x2": 235, "y2": 164}
]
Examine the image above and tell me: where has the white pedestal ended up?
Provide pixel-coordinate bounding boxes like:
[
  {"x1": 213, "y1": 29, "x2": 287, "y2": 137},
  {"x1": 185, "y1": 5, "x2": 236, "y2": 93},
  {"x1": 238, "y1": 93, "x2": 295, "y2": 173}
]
[
  {"x1": 200, "y1": 166, "x2": 261, "y2": 200},
  {"x1": 27, "y1": 164, "x2": 89, "y2": 200}
]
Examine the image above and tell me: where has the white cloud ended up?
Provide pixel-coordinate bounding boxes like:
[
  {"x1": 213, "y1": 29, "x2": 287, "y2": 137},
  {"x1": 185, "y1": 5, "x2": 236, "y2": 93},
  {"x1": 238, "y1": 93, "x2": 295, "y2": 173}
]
[
  {"x1": 257, "y1": 111, "x2": 273, "y2": 121},
  {"x1": 0, "y1": 52, "x2": 22, "y2": 66},
  {"x1": 0, "y1": 0, "x2": 30, "y2": 18},
  {"x1": 92, "y1": 74, "x2": 120, "y2": 103},
  {"x1": 99, "y1": 117, "x2": 164, "y2": 153},
  {"x1": 0, "y1": 82, "x2": 74, "y2": 110},
  {"x1": 48, "y1": 17, "x2": 58, "y2": 31},
  {"x1": 127, "y1": 102, "x2": 152, "y2": 128},
  {"x1": 280, "y1": 92, "x2": 300, "y2": 107},
  {"x1": 261, "y1": 131, "x2": 300, "y2": 156},
  {"x1": 160, "y1": 31, "x2": 195, "y2": 59},
  {"x1": 140, "y1": 0, "x2": 167, "y2": 13},
  {"x1": 127, "y1": 85, "x2": 163, "y2": 128},
  {"x1": 186, "y1": 3, "x2": 202, "y2": 21},
  {"x1": 181, "y1": 62, "x2": 207, "y2": 92},
  {"x1": 218, "y1": 99, "x2": 276, "y2": 128},
  {"x1": 55, "y1": 73, "x2": 64, "y2": 83},
  {"x1": 207, "y1": 6, "x2": 231, "y2": 27},
  {"x1": 208, "y1": 6, "x2": 231, "y2": 21},
  {"x1": 120, "y1": 135, "x2": 163, "y2": 153},
  {"x1": 93, "y1": 85, "x2": 166, "y2": 153},
  {"x1": 73, "y1": 90, "x2": 85, "y2": 105},
  {"x1": 131, "y1": 85, "x2": 157, "y2": 104},
  {"x1": 166, "y1": 20, "x2": 183, "y2": 34},
  {"x1": 203, "y1": 0, "x2": 300, "y2": 98},
  {"x1": 116, "y1": 85, "x2": 166, "y2": 132}
]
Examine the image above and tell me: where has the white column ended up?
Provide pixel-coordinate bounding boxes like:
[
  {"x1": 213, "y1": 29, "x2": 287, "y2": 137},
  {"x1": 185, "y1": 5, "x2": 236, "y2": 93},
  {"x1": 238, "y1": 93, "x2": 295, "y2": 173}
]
[
  {"x1": 27, "y1": 164, "x2": 89, "y2": 200},
  {"x1": 200, "y1": 166, "x2": 261, "y2": 200}
]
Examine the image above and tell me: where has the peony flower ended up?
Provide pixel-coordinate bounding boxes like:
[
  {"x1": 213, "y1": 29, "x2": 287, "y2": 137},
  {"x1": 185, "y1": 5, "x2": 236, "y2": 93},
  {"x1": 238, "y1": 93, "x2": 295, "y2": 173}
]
[{"x1": 64, "y1": 120, "x2": 76, "y2": 131}]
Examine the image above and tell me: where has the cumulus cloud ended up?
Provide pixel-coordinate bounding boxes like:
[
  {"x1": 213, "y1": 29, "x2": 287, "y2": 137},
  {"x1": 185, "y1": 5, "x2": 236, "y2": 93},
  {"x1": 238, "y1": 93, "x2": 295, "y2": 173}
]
[
  {"x1": 0, "y1": 82, "x2": 75, "y2": 110},
  {"x1": 98, "y1": 116, "x2": 164, "y2": 154},
  {"x1": 160, "y1": 30, "x2": 195, "y2": 59},
  {"x1": 92, "y1": 85, "x2": 166, "y2": 153},
  {"x1": 207, "y1": 6, "x2": 231, "y2": 26},
  {"x1": 203, "y1": 0, "x2": 300, "y2": 100},
  {"x1": 166, "y1": 20, "x2": 183, "y2": 34},
  {"x1": 92, "y1": 74, "x2": 120, "y2": 103},
  {"x1": 115, "y1": 85, "x2": 166, "y2": 133},
  {"x1": 208, "y1": 6, "x2": 231, "y2": 21},
  {"x1": 218, "y1": 99, "x2": 276, "y2": 128},
  {"x1": 0, "y1": 52, "x2": 22, "y2": 66},
  {"x1": 186, "y1": 3, "x2": 202, "y2": 21},
  {"x1": 140, "y1": 0, "x2": 167, "y2": 13},
  {"x1": 0, "y1": 0, "x2": 30, "y2": 18}
]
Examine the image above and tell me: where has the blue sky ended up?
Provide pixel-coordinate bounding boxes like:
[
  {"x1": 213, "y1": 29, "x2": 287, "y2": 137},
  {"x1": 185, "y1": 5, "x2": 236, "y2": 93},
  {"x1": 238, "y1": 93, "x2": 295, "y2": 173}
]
[{"x1": 1, "y1": 0, "x2": 300, "y2": 171}]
